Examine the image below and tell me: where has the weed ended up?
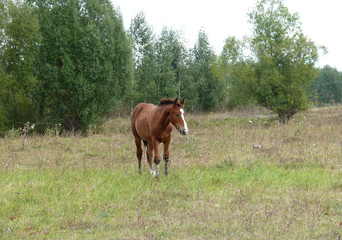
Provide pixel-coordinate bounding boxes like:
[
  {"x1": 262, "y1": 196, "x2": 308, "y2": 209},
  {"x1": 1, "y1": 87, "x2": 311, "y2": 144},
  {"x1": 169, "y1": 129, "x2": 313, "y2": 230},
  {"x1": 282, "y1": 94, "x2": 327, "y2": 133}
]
[{"x1": 0, "y1": 106, "x2": 341, "y2": 239}]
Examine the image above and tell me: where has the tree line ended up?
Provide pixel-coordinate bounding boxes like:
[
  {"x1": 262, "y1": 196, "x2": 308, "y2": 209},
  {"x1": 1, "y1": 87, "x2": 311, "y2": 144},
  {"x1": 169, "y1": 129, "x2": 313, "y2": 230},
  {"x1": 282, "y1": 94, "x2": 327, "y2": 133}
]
[
  {"x1": 1, "y1": 0, "x2": 341, "y2": 134},
  {"x1": 312, "y1": 66, "x2": 342, "y2": 106}
]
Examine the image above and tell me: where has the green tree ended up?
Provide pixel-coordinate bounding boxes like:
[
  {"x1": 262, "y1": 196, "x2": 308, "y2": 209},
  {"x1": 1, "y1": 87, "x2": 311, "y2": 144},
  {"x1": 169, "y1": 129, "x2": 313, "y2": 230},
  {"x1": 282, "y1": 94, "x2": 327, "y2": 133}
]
[
  {"x1": 129, "y1": 12, "x2": 158, "y2": 105},
  {"x1": 312, "y1": 65, "x2": 342, "y2": 105},
  {"x1": 30, "y1": 0, "x2": 133, "y2": 132},
  {"x1": 0, "y1": 0, "x2": 40, "y2": 134},
  {"x1": 212, "y1": 36, "x2": 254, "y2": 109},
  {"x1": 155, "y1": 27, "x2": 189, "y2": 100},
  {"x1": 192, "y1": 30, "x2": 224, "y2": 111},
  {"x1": 180, "y1": 49, "x2": 198, "y2": 112},
  {"x1": 247, "y1": 0, "x2": 320, "y2": 123},
  {"x1": 130, "y1": 17, "x2": 191, "y2": 106}
]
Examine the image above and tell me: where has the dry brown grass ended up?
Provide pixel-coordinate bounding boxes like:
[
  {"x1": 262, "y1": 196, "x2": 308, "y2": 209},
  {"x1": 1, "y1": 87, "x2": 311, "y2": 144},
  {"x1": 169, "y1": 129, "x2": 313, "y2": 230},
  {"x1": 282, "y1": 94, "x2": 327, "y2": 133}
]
[{"x1": 0, "y1": 106, "x2": 341, "y2": 239}]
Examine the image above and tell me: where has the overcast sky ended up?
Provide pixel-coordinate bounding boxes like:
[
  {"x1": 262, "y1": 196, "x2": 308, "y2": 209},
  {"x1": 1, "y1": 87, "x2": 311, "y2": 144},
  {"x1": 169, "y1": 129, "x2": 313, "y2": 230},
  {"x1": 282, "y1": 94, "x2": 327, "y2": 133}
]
[{"x1": 112, "y1": 0, "x2": 342, "y2": 71}]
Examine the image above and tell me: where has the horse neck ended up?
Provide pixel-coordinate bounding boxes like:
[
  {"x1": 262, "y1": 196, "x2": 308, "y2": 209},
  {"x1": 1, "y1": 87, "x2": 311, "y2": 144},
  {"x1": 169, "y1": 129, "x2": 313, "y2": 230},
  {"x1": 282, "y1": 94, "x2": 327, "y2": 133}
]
[{"x1": 158, "y1": 105, "x2": 172, "y2": 129}]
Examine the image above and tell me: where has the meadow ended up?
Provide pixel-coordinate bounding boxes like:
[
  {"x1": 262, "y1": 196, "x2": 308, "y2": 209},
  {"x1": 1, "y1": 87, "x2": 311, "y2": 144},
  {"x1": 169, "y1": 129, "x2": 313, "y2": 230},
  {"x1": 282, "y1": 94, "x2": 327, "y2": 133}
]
[{"x1": 0, "y1": 106, "x2": 341, "y2": 239}]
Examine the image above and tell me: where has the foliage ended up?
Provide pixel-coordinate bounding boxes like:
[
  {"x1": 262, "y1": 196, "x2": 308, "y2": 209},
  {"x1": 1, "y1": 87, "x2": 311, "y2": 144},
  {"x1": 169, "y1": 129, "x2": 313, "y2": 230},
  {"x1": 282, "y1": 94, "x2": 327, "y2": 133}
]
[
  {"x1": 29, "y1": 0, "x2": 133, "y2": 132},
  {"x1": 0, "y1": 0, "x2": 40, "y2": 135},
  {"x1": 129, "y1": 12, "x2": 158, "y2": 105},
  {"x1": 1, "y1": 0, "x2": 339, "y2": 134},
  {"x1": 155, "y1": 27, "x2": 185, "y2": 100},
  {"x1": 246, "y1": 0, "x2": 320, "y2": 123},
  {"x1": 179, "y1": 53, "x2": 199, "y2": 112},
  {"x1": 129, "y1": 14, "x2": 192, "y2": 108},
  {"x1": 312, "y1": 65, "x2": 342, "y2": 105},
  {"x1": 191, "y1": 30, "x2": 224, "y2": 111},
  {"x1": 212, "y1": 36, "x2": 256, "y2": 109}
]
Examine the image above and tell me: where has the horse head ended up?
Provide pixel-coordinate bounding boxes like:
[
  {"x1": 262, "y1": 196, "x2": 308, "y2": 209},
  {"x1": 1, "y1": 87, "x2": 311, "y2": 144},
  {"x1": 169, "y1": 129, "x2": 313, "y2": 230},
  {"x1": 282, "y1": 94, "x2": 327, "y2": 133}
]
[{"x1": 170, "y1": 98, "x2": 188, "y2": 135}]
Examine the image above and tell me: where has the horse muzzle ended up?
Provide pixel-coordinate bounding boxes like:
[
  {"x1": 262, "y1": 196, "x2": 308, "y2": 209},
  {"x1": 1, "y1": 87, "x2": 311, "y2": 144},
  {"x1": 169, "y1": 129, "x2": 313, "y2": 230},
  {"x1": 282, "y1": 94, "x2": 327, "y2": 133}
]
[{"x1": 179, "y1": 128, "x2": 187, "y2": 135}]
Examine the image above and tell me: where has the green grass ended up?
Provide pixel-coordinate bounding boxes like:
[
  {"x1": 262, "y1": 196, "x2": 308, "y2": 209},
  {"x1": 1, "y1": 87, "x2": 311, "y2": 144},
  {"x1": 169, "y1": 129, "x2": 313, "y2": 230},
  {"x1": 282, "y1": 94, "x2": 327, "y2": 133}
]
[{"x1": 0, "y1": 106, "x2": 342, "y2": 239}]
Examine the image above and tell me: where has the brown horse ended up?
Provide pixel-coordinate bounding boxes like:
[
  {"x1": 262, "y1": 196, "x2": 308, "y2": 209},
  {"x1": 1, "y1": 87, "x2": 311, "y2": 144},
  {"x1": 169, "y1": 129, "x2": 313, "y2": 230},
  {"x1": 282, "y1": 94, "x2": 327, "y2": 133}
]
[{"x1": 131, "y1": 98, "x2": 188, "y2": 177}]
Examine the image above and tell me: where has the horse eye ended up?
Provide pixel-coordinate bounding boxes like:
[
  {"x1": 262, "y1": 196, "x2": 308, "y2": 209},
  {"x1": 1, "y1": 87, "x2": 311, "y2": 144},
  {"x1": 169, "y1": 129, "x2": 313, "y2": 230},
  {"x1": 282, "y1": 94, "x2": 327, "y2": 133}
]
[{"x1": 175, "y1": 113, "x2": 179, "y2": 117}]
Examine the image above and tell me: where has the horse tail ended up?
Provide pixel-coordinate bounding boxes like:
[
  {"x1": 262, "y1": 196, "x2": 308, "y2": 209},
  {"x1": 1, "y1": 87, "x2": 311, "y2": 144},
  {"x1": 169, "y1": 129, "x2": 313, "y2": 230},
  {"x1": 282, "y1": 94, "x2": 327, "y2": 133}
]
[{"x1": 143, "y1": 140, "x2": 148, "y2": 147}]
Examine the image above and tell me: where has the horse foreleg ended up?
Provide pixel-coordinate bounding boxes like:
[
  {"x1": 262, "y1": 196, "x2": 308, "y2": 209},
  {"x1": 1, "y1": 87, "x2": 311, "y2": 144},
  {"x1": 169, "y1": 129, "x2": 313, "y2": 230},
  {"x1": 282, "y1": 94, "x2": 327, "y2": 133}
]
[
  {"x1": 163, "y1": 137, "x2": 171, "y2": 176},
  {"x1": 152, "y1": 138, "x2": 161, "y2": 178}
]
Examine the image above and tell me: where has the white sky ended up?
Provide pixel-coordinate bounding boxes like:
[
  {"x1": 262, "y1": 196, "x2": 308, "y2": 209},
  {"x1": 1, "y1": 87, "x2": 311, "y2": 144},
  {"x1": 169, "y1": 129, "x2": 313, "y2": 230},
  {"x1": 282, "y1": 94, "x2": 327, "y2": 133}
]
[{"x1": 112, "y1": 0, "x2": 342, "y2": 71}]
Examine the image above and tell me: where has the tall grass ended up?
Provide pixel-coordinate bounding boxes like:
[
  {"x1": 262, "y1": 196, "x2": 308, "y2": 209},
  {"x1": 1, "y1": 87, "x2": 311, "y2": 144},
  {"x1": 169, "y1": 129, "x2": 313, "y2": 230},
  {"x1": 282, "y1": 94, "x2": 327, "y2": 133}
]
[{"x1": 0, "y1": 106, "x2": 341, "y2": 239}]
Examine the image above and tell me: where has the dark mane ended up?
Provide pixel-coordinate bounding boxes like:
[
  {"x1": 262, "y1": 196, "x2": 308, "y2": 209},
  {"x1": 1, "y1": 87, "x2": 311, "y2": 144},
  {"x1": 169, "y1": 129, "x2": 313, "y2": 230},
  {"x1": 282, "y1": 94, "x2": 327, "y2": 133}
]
[{"x1": 158, "y1": 98, "x2": 175, "y2": 106}]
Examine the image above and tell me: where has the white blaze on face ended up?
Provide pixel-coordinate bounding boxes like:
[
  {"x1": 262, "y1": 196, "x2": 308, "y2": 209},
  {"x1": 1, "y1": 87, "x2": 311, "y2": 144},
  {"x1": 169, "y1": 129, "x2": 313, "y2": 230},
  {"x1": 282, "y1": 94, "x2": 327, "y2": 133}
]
[{"x1": 180, "y1": 108, "x2": 188, "y2": 133}]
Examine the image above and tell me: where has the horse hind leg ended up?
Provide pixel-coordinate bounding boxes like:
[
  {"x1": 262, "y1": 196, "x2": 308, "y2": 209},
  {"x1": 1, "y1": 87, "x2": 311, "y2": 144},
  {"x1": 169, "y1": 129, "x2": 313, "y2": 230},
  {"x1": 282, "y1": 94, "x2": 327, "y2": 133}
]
[
  {"x1": 134, "y1": 137, "x2": 143, "y2": 175},
  {"x1": 146, "y1": 142, "x2": 156, "y2": 176}
]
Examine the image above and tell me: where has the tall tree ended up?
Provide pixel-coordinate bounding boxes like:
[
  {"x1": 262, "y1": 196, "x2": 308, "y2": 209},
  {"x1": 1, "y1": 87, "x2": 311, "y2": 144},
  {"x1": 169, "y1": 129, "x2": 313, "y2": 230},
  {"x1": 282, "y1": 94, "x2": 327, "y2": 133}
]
[
  {"x1": 212, "y1": 36, "x2": 253, "y2": 109},
  {"x1": 129, "y1": 12, "x2": 158, "y2": 105},
  {"x1": 247, "y1": 0, "x2": 320, "y2": 123},
  {"x1": 29, "y1": 0, "x2": 133, "y2": 131},
  {"x1": 155, "y1": 27, "x2": 188, "y2": 100},
  {"x1": 313, "y1": 65, "x2": 342, "y2": 105},
  {"x1": 180, "y1": 49, "x2": 198, "y2": 112},
  {"x1": 0, "y1": 0, "x2": 40, "y2": 134},
  {"x1": 192, "y1": 30, "x2": 224, "y2": 111}
]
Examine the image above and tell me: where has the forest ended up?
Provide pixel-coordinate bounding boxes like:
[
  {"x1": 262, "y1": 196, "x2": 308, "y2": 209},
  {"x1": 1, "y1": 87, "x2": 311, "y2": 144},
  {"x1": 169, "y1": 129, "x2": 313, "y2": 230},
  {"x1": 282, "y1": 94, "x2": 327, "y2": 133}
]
[{"x1": 1, "y1": 0, "x2": 342, "y2": 134}]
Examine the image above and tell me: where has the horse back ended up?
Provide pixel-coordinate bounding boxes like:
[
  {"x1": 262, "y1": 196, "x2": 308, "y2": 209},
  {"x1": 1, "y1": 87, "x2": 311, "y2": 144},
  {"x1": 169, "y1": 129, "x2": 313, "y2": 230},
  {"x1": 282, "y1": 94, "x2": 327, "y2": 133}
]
[
  {"x1": 131, "y1": 103, "x2": 157, "y2": 141},
  {"x1": 131, "y1": 103, "x2": 156, "y2": 122}
]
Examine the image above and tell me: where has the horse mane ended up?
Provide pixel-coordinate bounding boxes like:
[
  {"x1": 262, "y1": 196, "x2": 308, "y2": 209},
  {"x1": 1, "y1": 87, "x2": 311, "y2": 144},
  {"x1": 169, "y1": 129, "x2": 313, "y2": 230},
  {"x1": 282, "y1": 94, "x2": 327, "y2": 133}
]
[{"x1": 158, "y1": 98, "x2": 175, "y2": 106}]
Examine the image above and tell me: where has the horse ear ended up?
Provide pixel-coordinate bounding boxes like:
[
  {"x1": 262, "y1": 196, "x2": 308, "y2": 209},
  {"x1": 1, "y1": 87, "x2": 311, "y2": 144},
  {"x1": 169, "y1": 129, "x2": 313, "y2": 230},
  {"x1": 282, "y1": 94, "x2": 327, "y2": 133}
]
[
  {"x1": 180, "y1": 97, "x2": 185, "y2": 106},
  {"x1": 173, "y1": 98, "x2": 178, "y2": 106}
]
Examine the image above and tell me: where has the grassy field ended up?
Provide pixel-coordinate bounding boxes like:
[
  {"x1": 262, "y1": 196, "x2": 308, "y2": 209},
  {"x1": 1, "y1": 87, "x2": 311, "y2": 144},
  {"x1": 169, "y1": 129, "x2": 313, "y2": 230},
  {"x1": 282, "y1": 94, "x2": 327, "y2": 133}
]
[{"x1": 0, "y1": 106, "x2": 341, "y2": 239}]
